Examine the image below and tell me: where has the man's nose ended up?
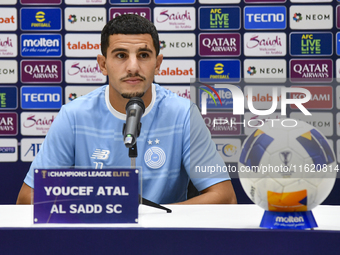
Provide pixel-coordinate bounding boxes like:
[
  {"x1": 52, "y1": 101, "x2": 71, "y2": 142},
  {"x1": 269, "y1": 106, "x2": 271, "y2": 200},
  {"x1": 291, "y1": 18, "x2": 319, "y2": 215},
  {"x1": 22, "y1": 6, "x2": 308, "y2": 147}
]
[{"x1": 126, "y1": 55, "x2": 140, "y2": 74}]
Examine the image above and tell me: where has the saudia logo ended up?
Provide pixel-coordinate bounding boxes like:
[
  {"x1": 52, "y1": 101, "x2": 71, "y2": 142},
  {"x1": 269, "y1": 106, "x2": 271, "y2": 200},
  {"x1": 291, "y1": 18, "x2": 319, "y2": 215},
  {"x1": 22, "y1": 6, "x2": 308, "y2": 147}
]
[
  {"x1": 67, "y1": 62, "x2": 101, "y2": 76},
  {"x1": 0, "y1": 37, "x2": 13, "y2": 48},
  {"x1": 156, "y1": 10, "x2": 191, "y2": 23},
  {"x1": 23, "y1": 114, "x2": 55, "y2": 128},
  {"x1": 246, "y1": 35, "x2": 282, "y2": 49},
  {"x1": 200, "y1": 84, "x2": 311, "y2": 116}
]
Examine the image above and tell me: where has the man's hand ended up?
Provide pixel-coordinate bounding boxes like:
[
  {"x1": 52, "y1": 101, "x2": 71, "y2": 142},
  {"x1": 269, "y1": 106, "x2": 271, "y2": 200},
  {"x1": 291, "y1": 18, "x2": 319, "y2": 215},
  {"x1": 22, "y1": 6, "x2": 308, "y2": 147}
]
[{"x1": 16, "y1": 183, "x2": 34, "y2": 205}]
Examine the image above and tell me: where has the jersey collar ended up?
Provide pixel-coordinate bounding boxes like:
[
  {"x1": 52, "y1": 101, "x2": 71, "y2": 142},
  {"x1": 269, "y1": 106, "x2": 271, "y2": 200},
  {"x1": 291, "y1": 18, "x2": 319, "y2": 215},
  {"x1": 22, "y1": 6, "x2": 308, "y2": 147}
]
[{"x1": 105, "y1": 83, "x2": 156, "y2": 120}]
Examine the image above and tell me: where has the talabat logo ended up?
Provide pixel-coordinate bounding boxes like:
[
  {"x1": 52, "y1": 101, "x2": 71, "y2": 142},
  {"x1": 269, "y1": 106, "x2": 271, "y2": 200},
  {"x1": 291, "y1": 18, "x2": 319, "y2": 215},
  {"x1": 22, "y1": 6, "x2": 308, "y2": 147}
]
[
  {"x1": 290, "y1": 86, "x2": 333, "y2": 110},
  {"x1": 0, "y1": 60, "x2": 17, "y2": 84},
  {"x1": 0, "y1": 8, "x2": 17, "y2": 31},
  {"x1": 155, "y1": 59, "x2": 195, "y2": 83},
  {"x1": 290, "y1": 33, "x2": 332, "y2": 56},
  {"x1": 65, "y1": 86, "x2": 100, "y2": 104},
  {"x1": 199, "y1": 59, "x2": 241, "y2": 83},
  {"x1": 289, "y1": 5, "x2": 332, "y2": 29},
  {"x1": 65, "y1": 8, "x2": 106, "y2": 31},
  {"x1": 20, "y1": 8, "x2": 62, "y2": 31},
  {"x1": 65, "y1": 0, "x2": 105, "y2": 4},
  {"x1": 158, "y1": 33, "x2": 195, "y2": 57},
  {"x1": 244, "y1": 32, "x2": 286, "y2": 56},
  {"x1": 65, "y1": 33, "x2": 101, "y2": 57},
  {"x1": 0, "y1": 34, "x2": 17, "y2": 57},
  {"x1": 65, "y1": 60, "x2": 106, "y2": 84},
  {"x1": 0, "y1": 112, "x2": 17, "y2": 136},
  {"x1": 21, "y1": 60, "x2": 62, "y2": 84},
  {"x1": 290, "y1": 112, "x2": 333, "y2": 136},
  {"x1": 200, "y1": 84, "x2": 311, "y2": 117},
  {"x1": 110, "y1": 0, "x2": 150, "y2": 3},
  {"x1": 199, "y1": 7, "x2": 240, "y2": 30},
  {"x1": 21, "y1": 112, "x2": 57, "y2": 136},
  {"x1": 199, "y1": 33, "x2": 240, "y2": 57},
  {"x1": 244, "y1": 59, "x2": 286, "y2": 83},
  {"x1": 21, "y1": 86, "x2": 62, "y2": 109},
  {"x1": 203, "y1": 112, "x2": 242, "y2": 136},
  {"x1": 290, "y1": 59, "x2": 332, "y2": 83},
  {"x1": 0, "y1": 87, "x2": 17, "y2": 110},
  {"x1": 244, "y1": 6, "x2": 286, "y2": 30},
  {"x1": 154, "y1": 7, "x2": 195, "y2": 31},
  {"x1": 110, "y1": 7, "x2": 151, "y2": 21},
  {"x1": 21, "y1": 34, "x2": 62, "y2": 57},
  {"x1": 244, "y1": 86, "x2": 283, "y2": 110}
]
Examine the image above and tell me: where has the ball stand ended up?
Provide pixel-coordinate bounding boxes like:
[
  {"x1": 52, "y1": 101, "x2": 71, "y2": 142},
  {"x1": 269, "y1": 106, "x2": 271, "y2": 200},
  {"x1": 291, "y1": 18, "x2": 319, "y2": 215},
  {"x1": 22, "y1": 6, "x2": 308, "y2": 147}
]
[{"x1": 260, "y1": 211, "x2": 318, "y2": 229}]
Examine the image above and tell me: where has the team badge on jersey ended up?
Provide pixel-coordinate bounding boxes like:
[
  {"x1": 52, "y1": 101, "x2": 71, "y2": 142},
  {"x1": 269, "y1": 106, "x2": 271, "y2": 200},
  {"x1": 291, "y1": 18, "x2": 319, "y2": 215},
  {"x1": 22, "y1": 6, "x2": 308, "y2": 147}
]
[{"x1": 144, "y1": 146, "x2": 166, "y2": 169}]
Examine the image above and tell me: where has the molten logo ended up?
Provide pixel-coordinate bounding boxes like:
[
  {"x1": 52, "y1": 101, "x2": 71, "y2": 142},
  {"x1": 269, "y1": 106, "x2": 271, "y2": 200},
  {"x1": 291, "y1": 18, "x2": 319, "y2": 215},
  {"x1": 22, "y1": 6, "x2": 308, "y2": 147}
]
[{"x1": 199, "y1": 84, "x2": 222, "y2": 113}]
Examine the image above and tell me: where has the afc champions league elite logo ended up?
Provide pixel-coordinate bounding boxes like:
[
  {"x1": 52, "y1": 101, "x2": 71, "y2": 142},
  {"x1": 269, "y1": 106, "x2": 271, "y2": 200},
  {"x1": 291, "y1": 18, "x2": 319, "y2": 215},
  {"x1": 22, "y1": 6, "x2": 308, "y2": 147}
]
[{"x1": 144, "y1": 146, "x2": 166, "y2": 169}]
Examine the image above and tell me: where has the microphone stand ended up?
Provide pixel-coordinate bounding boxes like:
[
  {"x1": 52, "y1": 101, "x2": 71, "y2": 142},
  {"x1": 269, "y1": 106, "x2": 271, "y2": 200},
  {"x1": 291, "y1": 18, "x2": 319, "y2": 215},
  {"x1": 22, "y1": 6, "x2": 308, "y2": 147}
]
[{"x1": 122, "y1": 124, "x2": 172, "y2": 214}]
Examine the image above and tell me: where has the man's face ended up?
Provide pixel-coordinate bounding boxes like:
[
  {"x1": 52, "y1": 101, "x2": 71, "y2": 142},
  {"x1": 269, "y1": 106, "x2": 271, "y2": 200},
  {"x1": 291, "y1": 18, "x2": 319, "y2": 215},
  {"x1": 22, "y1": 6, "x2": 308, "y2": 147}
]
[{"x1": 98, "y1": 33, "x2": 163, "y2": 99}]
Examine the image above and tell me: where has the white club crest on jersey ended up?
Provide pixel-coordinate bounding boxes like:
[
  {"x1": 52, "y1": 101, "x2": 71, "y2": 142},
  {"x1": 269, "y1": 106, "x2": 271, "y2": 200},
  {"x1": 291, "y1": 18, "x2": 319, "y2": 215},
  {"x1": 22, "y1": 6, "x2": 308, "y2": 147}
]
[
  {"x1": 91, "y1": 149, "x2": 110, "y2": 160},
  {"x1": 144, "y1": 147, "x2": 166, "y2": 169}
]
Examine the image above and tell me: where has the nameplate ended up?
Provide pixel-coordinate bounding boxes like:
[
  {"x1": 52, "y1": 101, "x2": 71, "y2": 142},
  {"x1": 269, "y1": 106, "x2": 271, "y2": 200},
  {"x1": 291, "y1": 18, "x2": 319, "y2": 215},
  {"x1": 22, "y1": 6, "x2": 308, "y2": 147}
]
[{"x1": 33, "y1": 169, "x2": 139, "y2": 224}]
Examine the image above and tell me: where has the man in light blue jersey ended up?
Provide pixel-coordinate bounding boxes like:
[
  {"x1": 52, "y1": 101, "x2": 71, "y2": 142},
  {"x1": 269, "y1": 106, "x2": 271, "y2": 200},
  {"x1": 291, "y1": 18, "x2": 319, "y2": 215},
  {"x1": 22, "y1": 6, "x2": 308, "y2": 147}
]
[{"x1": 17, "y1": 14, "x2": 237, "y2": 205}]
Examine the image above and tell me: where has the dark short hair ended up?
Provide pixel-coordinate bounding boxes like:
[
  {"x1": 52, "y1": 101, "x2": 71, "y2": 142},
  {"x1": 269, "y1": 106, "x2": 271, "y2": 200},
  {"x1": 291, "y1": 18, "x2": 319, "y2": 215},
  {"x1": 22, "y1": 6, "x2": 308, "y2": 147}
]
[{"x1": 101, "y1": 14, "x2": 160, "y2": 57}]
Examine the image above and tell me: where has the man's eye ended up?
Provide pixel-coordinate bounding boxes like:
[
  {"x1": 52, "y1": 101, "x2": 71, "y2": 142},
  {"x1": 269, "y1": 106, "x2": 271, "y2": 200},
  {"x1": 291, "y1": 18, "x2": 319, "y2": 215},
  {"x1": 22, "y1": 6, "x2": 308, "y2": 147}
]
[
  {"x1": 116, "y1": 53, "x2": 126, "y2": 59},
  {"x1": 140, "y1": 53, "x2": 149, "y2": 58}
]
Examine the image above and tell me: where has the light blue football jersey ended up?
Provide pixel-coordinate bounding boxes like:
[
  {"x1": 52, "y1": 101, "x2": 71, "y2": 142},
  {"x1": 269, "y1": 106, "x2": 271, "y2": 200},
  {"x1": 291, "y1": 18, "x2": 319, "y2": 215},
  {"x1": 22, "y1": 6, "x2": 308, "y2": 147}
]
[{"x1": 24, "y1": 84, "x2": 229, "y2": 204}]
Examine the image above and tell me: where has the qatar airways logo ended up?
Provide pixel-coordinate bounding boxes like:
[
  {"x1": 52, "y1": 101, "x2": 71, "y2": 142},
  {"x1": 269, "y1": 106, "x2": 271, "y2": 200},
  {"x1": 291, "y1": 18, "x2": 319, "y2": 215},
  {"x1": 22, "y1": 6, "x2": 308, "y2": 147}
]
[
  {"x1": 154, "y1": 7, "x2": 195, "y2": 31},
  {"x1": 65, "y1": 60, "x2": 106, "y2": 84},
  {"x1": 244, "y1": 33, "x2": 286, "y2": 56},
  {"x1": 21, "y1": 60, "x2": 62, "y2": 83},
  {"x1": 200, "y1": 84, "x2": 311, "y2": 119}
]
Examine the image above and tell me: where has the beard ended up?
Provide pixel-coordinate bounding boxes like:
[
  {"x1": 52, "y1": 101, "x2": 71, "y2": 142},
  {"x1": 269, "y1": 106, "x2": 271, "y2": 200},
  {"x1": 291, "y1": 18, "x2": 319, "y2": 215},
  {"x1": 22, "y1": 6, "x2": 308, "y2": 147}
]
[{"x1": 121, "y1": 91, "x2": 145, "y2": 99}]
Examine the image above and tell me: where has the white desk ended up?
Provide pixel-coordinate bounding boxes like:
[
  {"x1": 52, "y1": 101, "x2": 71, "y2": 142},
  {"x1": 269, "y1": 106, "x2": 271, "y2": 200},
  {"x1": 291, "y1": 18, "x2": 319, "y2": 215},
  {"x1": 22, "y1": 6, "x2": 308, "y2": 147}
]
[{"x1": 1, "y1": 204, "x2": 340, "y2": 230}]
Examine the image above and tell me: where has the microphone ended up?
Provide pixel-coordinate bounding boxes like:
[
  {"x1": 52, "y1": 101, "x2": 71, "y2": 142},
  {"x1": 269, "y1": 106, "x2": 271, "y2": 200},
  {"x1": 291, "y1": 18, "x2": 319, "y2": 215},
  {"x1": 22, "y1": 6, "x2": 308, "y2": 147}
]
[{"x1": 123, "y1": 97, "x2": 145, "y2": 148}]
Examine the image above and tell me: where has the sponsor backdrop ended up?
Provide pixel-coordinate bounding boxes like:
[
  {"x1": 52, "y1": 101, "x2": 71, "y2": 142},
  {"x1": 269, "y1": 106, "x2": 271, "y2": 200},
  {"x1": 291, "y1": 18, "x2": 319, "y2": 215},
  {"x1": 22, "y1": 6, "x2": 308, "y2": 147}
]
[{"x1": 1, "y1": 0, "x2": 340, "y2": 205}]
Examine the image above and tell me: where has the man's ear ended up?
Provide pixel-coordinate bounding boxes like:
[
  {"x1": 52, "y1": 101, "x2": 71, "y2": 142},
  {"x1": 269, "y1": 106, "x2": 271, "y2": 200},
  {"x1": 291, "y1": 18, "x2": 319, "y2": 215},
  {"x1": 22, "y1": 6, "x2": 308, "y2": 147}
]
[
  {"x1": 154, "y1": 54, "x2": 163, "y2": 75},
  {"x1": 97, "y1": 54, "x2": 108, "y2": 76}
]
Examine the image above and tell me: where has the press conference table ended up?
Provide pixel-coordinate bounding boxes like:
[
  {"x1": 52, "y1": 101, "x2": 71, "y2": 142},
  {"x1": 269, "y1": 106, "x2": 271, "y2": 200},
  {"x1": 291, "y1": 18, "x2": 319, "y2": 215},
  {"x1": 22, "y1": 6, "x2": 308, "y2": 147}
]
[{"x1": 1, "y1": 204, "x2": 340, "y2": 254}]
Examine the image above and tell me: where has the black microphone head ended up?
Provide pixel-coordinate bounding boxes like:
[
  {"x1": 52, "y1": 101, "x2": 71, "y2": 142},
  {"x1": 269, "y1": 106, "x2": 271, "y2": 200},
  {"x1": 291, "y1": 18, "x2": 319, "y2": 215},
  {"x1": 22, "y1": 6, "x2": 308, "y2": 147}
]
[{"x1": 126, "y1": 97, "x2": 145, "y2": 114}]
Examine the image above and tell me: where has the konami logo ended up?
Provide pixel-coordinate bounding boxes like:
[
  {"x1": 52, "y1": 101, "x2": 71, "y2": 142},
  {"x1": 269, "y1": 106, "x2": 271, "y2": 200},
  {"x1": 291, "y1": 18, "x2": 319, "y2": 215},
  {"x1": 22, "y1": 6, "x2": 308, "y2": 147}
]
[
  {"x1": 155, "y1": 60, "x2": 195, "y2": 83},
  {"x1": 65, "y1": 33, "x2": 101, "y2": 57},
  {"x1": 290, "y1": 86, "x2": 332, "y2": 109}
]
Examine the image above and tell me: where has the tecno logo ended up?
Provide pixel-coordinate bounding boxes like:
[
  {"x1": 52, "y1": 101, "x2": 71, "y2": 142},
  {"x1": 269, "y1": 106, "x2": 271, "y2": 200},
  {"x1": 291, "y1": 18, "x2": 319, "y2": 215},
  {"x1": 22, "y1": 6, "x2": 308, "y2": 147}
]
[
  {"x1": 244, "y1": 6, "x2": 286, "y2": 29},
  {"x1": 21, "y1": 86, "x2": 62, "y2": 109},
  {"x1": 155, "y1": 60, "x2": 195, "y2": 83}
]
